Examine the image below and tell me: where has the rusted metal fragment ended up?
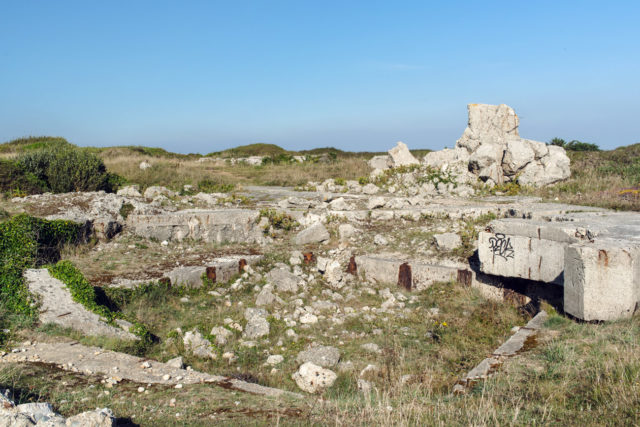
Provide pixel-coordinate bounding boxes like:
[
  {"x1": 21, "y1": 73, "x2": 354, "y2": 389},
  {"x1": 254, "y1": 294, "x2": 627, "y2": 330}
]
[
  {"x1": 398, "y1": 263, "x2": 412, "y2": 291},
  {"x1": 238, "y1": 258, "x2": 247, "y2": 273},
  {"x1": 303, "y1": 252, "x2": 315, "y2": 265},
  {"x1": 206, "y1": 266, "x2": 217, "y2": 283},
  {"x1": 457, "y1": 269, "x2": 472, "y2": 287},
  {"x1": 347, "y1": 256, "x2": 357, "y2": 275}
]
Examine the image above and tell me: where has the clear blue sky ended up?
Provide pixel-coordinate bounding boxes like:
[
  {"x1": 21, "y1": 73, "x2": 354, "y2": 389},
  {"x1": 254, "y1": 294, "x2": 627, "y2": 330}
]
[{"x1": 1, "y1": 1, "x2": 638, "y2": 153}]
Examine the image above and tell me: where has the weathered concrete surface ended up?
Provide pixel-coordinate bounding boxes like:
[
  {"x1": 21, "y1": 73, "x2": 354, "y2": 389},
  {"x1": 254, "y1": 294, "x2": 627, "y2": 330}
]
[
  {"x1": 478, "y1": 231, "x2": 565, "y2": 284},
  {"x1": 478, "y1": 212, "x2": 640, "y2": 321},
  {"x1": 24, "y1": 269, "x2": 137, "y2": 341},
  {"x1": 454, "y1": 311, "x2": 547, "y2": 394},
  {"x1": 126, "y1": 209, "x2": 266, "y2": 243},
  {"x1": 387, "y1": 141, "x2": 420, "y2": 167},
  {"x1": 164, "y1": 255, "x2": 263, "y2": 288},
  {"x1": 564, "y1": 241, "x2": 640, "y2": 321},
  {"x1": 1, "y1": 341, "x2": 301, "y2": 399},
  {"x1": 354, "y1": 255, "x2": 460, "y2": 291}
]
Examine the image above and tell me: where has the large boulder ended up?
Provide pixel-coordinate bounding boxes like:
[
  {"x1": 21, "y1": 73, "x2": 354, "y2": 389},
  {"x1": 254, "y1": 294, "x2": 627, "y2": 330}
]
[
  {"x1": 502, "y1": 139, "x2": 535, "y2": 176},
  {"x1": 265, "y1": 268, "x2": 299, "y2": 293}
]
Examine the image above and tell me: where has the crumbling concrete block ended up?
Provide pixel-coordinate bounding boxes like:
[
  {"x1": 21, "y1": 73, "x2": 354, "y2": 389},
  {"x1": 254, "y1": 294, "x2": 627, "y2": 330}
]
[
  {"x1": 564, "y1": 241, "x2": 640, "y2": 321},
  {"x1": 164, "y1": 256, "x2": 262, "y2": 287}
]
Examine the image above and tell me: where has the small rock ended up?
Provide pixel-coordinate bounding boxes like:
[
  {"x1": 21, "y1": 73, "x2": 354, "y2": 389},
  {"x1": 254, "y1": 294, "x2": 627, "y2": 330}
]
[
  {"x1": 166, "y1": 356, "x2": 184, "y2": 369},
  {"x1": 266, "y1": 355, "x2": 284, "y2": 366},
  {"x1": 292, "y1": 362, "x2": 337, "y2": 393},
  {"x1": 361, "y1": 343, "x2": 381, "y2": 354},
  {"x1": 296, "y1": 345, "x2": 340, "y2": 368},
  {"x1": 374, "y1": 234, "x2": 388, "y2": 246}
]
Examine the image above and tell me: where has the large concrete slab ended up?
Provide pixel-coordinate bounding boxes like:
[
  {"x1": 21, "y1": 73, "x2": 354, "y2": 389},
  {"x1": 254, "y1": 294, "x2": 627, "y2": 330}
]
[
  {"x1": 126, "y1": 209, "x2": 266, "y2": 243},
  {"x1": 25, "y1": 269, "x2": 137, "y2": 340},
  {"x1": 1, "y1": 341, "x2": 301, "y2": 398},
  {"x1": 164, "y1": 255, "x2": 263, "y2": 288}
]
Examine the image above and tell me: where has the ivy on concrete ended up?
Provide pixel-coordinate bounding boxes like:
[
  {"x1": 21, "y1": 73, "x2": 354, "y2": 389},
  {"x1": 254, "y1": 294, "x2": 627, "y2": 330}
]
[
  {"x1": 48, "y1": 261, "x2": 151, "y2": 343},
  {"x1": 0, "y1": 214, "x2": 84, "y2": 316}
]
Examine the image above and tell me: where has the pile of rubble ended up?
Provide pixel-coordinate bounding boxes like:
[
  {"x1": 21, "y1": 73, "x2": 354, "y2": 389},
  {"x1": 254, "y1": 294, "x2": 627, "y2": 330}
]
[
  {"x1": 364, "y1": 103, "x2": 571, "y2": 197},
  {"x1": 0, "y1": 390, "x2": 114, "y2": 426}
]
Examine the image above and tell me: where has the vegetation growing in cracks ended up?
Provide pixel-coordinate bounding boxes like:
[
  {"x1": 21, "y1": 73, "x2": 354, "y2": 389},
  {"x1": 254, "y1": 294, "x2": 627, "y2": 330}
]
[
  {"x1": 0, "y1": 214, "x2": 150, "y2": 345},
  {"x1": 47, "y1": 261, "x2": 151, "y2": 343}
]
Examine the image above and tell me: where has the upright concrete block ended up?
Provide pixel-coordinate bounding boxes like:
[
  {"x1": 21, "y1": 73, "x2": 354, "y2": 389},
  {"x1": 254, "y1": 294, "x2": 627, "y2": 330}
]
[{"x1": 564, "y1": 241, "x2": 640, "y2": 321}]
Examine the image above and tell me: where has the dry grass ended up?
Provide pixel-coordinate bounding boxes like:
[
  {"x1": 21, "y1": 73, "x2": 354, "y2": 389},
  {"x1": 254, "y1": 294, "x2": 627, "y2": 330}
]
[
  {"x1": 102, "y1": 154, "x2": 371, "y2": 190},
  {"x1": 526, "y1": 145, "x2": 640, "y2": 210}
]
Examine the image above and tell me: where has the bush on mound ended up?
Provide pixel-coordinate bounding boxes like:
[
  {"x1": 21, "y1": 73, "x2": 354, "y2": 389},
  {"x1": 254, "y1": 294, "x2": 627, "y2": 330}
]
[{"x1": 15, "y1": 147, "x2": 122, "y2": 194}]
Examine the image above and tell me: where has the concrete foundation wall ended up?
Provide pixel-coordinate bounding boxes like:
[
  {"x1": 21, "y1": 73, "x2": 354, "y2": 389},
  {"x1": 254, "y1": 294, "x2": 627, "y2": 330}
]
[{"x1": 127, "y1": 209, "x2": 265, "y2": 243}]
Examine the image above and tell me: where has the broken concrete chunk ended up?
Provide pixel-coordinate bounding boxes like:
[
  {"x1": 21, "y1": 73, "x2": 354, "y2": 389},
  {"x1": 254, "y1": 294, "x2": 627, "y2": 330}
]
[
  {"x1": 433, "y1": 232, "x2": 462, "y2": 251},
  {"x1": 295, "y1": 222, "x2": 330, "y2": 245},
  {"x1": 388, "y1": 141, "x2": 419, "y2": 167}
]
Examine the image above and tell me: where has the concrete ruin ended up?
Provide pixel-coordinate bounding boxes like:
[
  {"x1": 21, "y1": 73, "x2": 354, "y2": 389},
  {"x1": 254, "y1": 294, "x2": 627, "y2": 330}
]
[
  {"x1": 478, "y1": 212, "x2": 640, "y2": 321},
  {"x1": 424, "y1": 103, "x2": 571, "y2": 187},
  {"x1": 126, "y1": 209, "x2": 267, "y2": 243}
]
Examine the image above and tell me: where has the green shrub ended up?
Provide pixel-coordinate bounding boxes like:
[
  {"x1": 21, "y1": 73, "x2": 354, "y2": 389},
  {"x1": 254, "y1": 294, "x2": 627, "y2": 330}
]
[
  {"x1": 548, "y1": 137, "x2": 600, "y2": 152},
  {"x1": 334, "y1": 177, "x2": 346, "y2": 186},
  {"x1": 0, "y1": 136, "x2": 73, "y2": 154},
  {"x1": 119, "y1": 203, "x2": 135, "y2": 219},
  {"x1": 358, "y1": 176, "x2": 370, "y2": 185},
  {"x1": 17, "y1": 148, "x2": 121, "y2": 193},
  {"x1": 0, "y1": 159, "x2": 46, "y2": 196},
  {"x1": 0, "y1": 214, "x2": 85, "y2": 316},
  {"x1": 261, "y1": 153, "x2": 297, "y2": 165},
  {"x1": 197, "y1": 179, "x2": 235, "y2": 193},
  {"x1": 258, "y1": 208, "x2": 298, "y2": 233}
]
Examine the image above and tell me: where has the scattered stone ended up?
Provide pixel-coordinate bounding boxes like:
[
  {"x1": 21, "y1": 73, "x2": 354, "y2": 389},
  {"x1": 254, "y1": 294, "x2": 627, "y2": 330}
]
[
  {"x1": 295, "y1": 222, "x2": 330, "y2": 245},
  {"x1": 292, "y1": 362, "x2": 337, "y2": 393},
  {"x1": 265, "y1": 268, "x2": 299, "y2": 293},
  {"x1": 244, "y1": 308, "x2": 270, "y2": 339},
  {"x1": 139, "y1": 161, "x2": 152, "y2": 170},
  {"x1": 117, "y1": 185, "x2": 142, "y2": 198},
  {"x1": 433, "y1": 232, "x2": 462, "y2": 251},
  {"x1": 210, "y1": 327, "x2": 234, "y2": 346},
  {"x1": 374, "y1": 234, "x2": 388, "y2": 246},
  {"x1": 143, "y1": 186, "x2": 176, "y2": 199},
  {"x1": 299, "y1": 313, "x2": 318, "y2": 325},
  {"x1": 361, "y1": 343, "x2": 381, "y2": 354},
  {"x1": 183, "y1": 330, "x2": 216, "y2": 359},
  {"x1": 338, "y1": 224, "x2": 357, "y2": 241},
  {"x1": 266, "y1": 355, "x2": 284, "y2": 366},
  {"x1": 362, "y1": 184, "x2": 380, "y2": 195},
  {"x1": 296, "y1": 345, "x2": 340, "y2": 368},
  {"x1": 367, "y1": 197, "x2": 386, "y2": 210}
]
